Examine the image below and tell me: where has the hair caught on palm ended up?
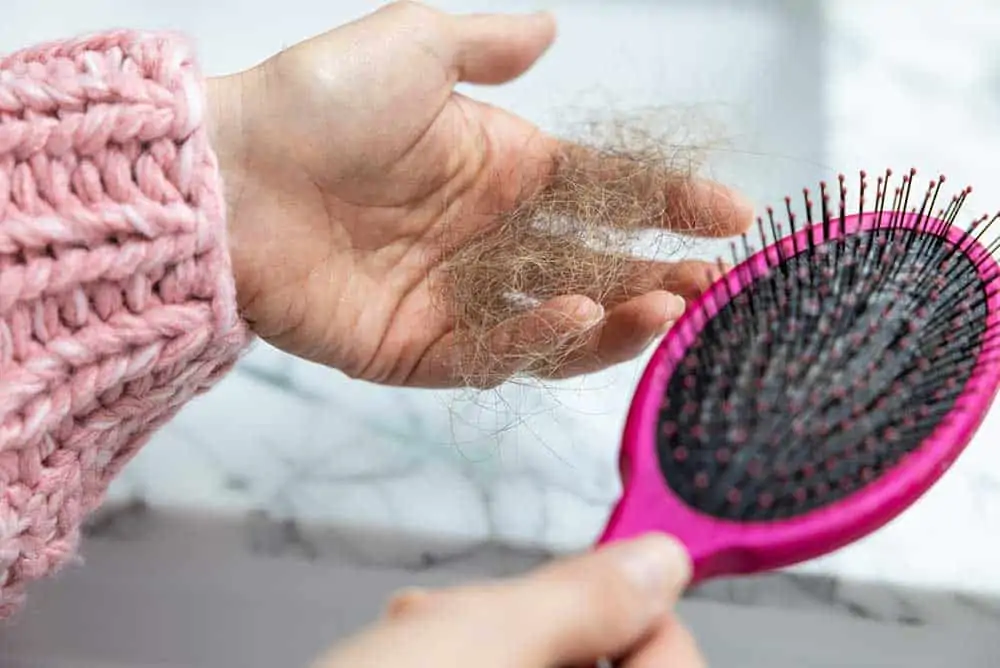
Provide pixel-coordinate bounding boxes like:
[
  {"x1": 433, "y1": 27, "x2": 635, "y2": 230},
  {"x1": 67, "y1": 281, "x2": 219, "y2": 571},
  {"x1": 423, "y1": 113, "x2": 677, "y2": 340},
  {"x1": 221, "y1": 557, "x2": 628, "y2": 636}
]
[{"x1": 438, "y1": 111, "x2": 737, "y2": 388}]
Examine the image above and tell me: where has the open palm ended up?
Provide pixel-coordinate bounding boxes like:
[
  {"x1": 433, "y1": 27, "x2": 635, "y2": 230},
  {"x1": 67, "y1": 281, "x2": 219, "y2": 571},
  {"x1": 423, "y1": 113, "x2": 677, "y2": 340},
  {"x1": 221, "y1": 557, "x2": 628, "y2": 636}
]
[{"x1": 210, "y1": 1, "x2": 751, "y2": 387}]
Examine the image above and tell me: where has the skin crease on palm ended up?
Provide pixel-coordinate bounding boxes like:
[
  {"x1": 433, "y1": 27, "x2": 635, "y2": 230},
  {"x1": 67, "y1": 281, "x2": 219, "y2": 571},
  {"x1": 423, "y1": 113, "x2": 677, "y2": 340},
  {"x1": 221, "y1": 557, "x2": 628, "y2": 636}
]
[{"x1": 204, "y1": 2, "x2": 752, "y2": 665}]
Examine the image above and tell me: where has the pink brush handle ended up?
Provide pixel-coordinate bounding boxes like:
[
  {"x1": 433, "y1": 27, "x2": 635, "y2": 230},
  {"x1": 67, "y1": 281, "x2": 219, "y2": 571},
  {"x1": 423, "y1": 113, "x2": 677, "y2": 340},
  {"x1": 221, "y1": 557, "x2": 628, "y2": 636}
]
[{"x1": 598, "y1": 211, "x2": 1000, "y2": 584}]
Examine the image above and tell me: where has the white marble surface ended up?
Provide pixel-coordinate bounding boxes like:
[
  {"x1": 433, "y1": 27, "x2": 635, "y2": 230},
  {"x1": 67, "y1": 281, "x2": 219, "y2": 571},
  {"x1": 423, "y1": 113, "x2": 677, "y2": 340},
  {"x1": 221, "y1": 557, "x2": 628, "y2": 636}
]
[{"x1": 5, "y1": 0, "x2": 1000, "y2": 626}]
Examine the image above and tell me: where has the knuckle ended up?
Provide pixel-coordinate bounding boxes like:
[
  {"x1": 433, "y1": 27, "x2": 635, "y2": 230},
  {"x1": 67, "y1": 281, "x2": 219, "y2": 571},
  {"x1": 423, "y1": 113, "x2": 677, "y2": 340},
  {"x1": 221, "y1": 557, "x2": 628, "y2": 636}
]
[
  {"x1": 593, "y1": 569, "x2": 645, "y2": 619},
  {"x1": 384, "y1": 588, "x2": 432, "y2": 619},
  {"x1": 553, "y1": 561, "x2": 646, "y2": 632},
  {"x1": 383, "y1": 1, "x2": 439, "y2": 22}
]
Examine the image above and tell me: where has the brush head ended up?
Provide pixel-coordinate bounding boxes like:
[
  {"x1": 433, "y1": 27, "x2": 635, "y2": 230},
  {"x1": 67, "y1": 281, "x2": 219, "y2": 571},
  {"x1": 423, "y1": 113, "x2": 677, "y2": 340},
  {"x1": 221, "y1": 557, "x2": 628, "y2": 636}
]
[
  {"x1": 598, "y1": 169, "x2": 1000, "y2": 583},
  {"x1": 655, "y1": 170, "x2": 998, "y2": 522},
  {"x1": 659, "y1": 227, "x2": 985, "y2": 521}
]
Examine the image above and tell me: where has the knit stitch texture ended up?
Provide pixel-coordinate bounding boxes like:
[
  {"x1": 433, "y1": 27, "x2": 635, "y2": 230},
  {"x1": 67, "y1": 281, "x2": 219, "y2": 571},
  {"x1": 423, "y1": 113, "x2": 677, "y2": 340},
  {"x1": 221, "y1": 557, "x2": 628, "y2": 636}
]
[{"x1": 0, "y1": 30, "x2": 250, "y2": 618}]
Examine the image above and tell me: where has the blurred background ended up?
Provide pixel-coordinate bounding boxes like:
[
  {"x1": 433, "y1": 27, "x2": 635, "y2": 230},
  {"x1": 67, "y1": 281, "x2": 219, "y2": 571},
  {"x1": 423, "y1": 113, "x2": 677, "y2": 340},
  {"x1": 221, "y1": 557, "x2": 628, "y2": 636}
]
[{"x1": 4, "y1": 1, "x2": 1000, "y2": 665}]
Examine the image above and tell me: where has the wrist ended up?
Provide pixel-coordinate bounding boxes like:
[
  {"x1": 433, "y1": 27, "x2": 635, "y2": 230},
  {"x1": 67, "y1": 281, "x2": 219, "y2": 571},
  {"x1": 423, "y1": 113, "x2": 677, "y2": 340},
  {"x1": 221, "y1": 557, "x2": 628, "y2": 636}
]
[
  {"x1": 206, "y1": 73, "x2": 247, "y2": 178},
  {"x1": 206, "y1": 72, "x2": 253, "y2": 315}
]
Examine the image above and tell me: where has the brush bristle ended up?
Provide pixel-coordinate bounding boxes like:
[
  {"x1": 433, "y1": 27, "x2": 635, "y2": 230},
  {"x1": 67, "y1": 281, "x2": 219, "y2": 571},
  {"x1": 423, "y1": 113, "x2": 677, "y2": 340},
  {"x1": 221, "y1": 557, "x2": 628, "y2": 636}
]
[{"x1": 656, "y1": 169, "x2": 1000, "y2": 521}]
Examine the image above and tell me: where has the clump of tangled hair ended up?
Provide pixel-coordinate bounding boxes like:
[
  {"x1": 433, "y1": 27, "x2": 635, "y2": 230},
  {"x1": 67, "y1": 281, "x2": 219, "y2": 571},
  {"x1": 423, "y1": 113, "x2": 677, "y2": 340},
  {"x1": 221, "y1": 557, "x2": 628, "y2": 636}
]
[{"x1": 438, "y1": 110, "x2": 734, "y2": 388}]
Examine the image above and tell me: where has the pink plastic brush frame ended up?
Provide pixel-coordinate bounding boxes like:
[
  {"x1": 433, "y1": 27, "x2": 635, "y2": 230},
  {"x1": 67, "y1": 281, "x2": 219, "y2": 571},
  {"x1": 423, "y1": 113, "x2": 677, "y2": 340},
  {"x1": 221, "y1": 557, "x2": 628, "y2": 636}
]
[{"x1": 597, "y1": 211, "x2": 1000, "y2": 584}]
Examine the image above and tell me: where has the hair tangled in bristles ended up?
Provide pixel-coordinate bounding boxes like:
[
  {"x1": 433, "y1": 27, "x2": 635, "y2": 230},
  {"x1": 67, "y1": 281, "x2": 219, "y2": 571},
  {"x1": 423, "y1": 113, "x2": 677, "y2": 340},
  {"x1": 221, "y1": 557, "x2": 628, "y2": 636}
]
[{"x1": 438, "y1": 111, "x2": 731, "y2": 387}]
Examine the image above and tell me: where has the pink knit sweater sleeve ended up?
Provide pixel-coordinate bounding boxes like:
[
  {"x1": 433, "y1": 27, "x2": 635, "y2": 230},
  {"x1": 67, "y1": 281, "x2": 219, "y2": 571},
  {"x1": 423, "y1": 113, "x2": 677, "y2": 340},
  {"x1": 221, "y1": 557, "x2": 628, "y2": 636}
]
[{"x1": 0, "y1": 31, "x2": 251, "y2": 617}]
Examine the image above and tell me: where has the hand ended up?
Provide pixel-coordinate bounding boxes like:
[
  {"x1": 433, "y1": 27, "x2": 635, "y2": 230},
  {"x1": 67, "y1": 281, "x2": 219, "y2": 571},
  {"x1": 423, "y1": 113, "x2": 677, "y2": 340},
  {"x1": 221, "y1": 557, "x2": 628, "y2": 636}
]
[
  {"x1": 312, "y1": 533, "x2": 703, "y2": 668},
  {"x1": 207, "y1": 1, "x2": 752, "y2": 387}
]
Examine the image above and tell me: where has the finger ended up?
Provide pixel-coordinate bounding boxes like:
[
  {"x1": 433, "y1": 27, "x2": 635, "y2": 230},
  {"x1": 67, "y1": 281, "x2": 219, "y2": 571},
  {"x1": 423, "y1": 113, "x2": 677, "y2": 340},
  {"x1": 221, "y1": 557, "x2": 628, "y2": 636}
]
[
  {"x1": 662, "y1": 176, "x2": 754, "y2": 237},
  {"x1": 410, "y1": 294, "x2": 604, "y2": 387},
  {"x1": 467, "y1": 294, "x2": 604, "y2": 386},
  {"x1": 624, "y1": 614, "x2": 706, "y2": 668},
  {"x1": 539, "y1": 291, "x2": 685, "y2": 379},
  {"x1": 549, "y1": 141, "x2": 753, "y2": 237},
  {"x1": 445, "y1": 11, "x2": 558, "y2": 84},
  {"x1": 602, "y1": 258, "x2": 729, "y2": 306},
  {"x1": 333, "y1": 534, "x2": 691, "y2": 668},
  {"x1": 384, "y1": 534, "x2": 693, "y2": 666},
  {"x1": 510, "y1": 533, "x2": 693, "y2": 665}
]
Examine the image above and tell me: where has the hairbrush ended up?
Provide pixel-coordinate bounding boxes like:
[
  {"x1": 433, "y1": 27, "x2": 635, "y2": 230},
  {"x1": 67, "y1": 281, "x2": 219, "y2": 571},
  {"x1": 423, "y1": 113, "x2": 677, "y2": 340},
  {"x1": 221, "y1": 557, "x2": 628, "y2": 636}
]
[{"x1": 596, "y1": 168, "x2": 1000, "y2": 584}]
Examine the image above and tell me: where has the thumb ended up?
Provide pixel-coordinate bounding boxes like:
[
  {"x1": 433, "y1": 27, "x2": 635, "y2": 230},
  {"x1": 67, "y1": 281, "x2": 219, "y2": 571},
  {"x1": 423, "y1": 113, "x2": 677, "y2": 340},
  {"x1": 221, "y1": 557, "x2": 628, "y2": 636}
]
[
  {"x1": 445, "y1": 10, "x2": 558, "y2": 84},
  {"x1": 398, "y1": 533, "x2": 692, "y2": 666},
  {"x1": 512, "y1": 533, "x2": 693, "y2": 665},
  {"x1": 330, "y1": 533, "x2": 693, "y2": 668}
]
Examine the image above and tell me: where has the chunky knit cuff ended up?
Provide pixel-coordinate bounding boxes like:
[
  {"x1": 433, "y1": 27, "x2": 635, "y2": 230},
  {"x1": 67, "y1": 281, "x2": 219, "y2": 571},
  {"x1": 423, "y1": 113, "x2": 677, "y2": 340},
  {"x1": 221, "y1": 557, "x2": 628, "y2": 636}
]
[{"x1": 0, "y1": 30, "x2": 250, "y2": 617}]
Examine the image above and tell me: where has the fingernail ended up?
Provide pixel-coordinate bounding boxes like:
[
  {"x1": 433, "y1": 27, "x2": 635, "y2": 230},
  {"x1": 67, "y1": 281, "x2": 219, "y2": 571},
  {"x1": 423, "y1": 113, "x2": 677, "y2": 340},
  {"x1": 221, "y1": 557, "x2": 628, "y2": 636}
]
[
  {"x1": 613, "y1": 534, "x2": 692, "y2": 612},
  {"x1": 653, "y1": 321, "x2": 674, "y2": 339},
  {"x1": 732, "y1": 189, "x2": 755, "y2": 214},
  {"x1": 664, "y1": 294, "x2": 686, "y2": 320},
  {"x1": 716, "y1": 183, "x2": 755, "y2": 217},
  {"x1": 576, "y1": 301, "x2": 605, "y2": 327}
]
